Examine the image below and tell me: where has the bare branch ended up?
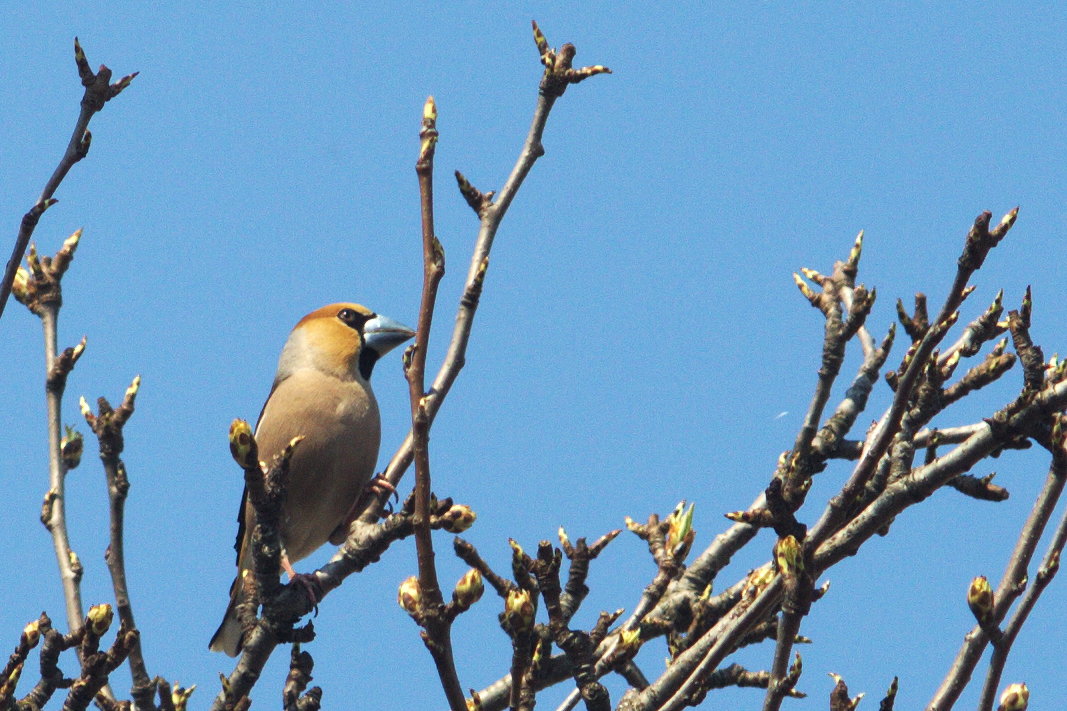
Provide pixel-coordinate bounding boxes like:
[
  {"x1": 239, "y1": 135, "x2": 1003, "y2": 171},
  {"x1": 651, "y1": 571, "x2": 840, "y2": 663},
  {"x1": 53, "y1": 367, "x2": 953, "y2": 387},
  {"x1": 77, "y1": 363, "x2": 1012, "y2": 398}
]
[
  {"x1": 364, "y1": 21, "x2": 610, "y2": 516},
  {"x1": 0, "y1": 39, "x2": 136, "y2": 321},
  {"x1": 401, "y1": 95, "x2": 468, "y2": 711},
  {"x1": 808, "y1": 208, "x2": 1020, "y2": 550},
  {"x1": 937, "y1": 418, "x2": 1067, "y2": 711},
  {"x1": 81, "y1": 377, "x2": 154, "y2": 703},
  {"x1": 14, "y1": 231, "x2": 90, "y2": 645}
]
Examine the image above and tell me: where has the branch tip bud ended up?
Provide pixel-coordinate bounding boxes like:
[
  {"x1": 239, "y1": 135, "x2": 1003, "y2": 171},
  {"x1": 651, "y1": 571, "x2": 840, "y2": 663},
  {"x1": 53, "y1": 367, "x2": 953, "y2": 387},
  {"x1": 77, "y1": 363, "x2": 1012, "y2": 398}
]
[
  {"x1": 125, "y1": 374, "x2": 141, "y2": 400},
  {"x1": 502, "y1": 588, "x2": 535, "y2": 633},
  {"x1": 848, "y1": 229, "x2": 864, "y2": 266},
  {"x1": 62, "y1": 228, "x2": 84, "y2": 255},
  {"x1": 61, "y1": 426, "x2": 84, "y2": 471},
  {"x1": 228, "y1": 419, "x2": 258, "y2": 470},
  {"x1": 452, "y1": 568, "x2": 484, "y2": 610},
  {"x1": 171, "y1": 684, "x2": 196, "y2": 711},
  {"x1": 775, "y1": 534, "x2": 804, "y2": 575},
  {"x1": 666, "y1": 500, "x2": 695, "y2": 554},
  {"x1": 532, "y1": 20, "x2": 549, "y2": 58},
  {"x1": 439, "y1": 504, "x2": 476, "y2": 533},
  {"x1": 22, "y1": 620, "x2": 41, "y2": 648},
  {"x1": 87, "y1": 603, "x2": 113, "y2": 635},
  {"x1": 999, "y1": 207, "x2": 1019, "y2": 230}
]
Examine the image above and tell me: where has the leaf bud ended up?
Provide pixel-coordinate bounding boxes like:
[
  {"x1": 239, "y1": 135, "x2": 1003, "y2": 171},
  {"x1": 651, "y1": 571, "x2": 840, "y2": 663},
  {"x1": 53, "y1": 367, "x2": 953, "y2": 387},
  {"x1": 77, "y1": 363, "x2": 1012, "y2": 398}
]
[
  {"x1": 87, "y1": 603, "x2": 113, "y2": 636},
  {"x1": 228, "y1": 419, "x2": 258, "y2": 470},
  {"x1": 968, "y1": 575, "x2": 994, "y2": 625},
  {"x1": 998, "y1": 682, "x2": 1028, "y2": 711},
  {"x1": 61, "y1": 426, "x2": 83, "y2": 471},
  {"x1": 452, "y1": 569, "x2": 484, "y2": 611},
  {"x1": 397, "y1": 576, "x2": 422, "y2": 616},
  {"x1": 440, "y1": 504, "x2": 477, "y2": 533},
  {"x1": 501, "y1": 588, "x2": 535, "y2": 634}
]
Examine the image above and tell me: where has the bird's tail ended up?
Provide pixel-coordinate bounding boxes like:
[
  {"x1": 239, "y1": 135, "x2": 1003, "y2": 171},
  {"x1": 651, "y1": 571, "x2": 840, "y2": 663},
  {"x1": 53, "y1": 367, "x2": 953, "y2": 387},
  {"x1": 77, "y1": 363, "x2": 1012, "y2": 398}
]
[{"x1": 209, "y1": 578, "x2": 244, "y2": 657}]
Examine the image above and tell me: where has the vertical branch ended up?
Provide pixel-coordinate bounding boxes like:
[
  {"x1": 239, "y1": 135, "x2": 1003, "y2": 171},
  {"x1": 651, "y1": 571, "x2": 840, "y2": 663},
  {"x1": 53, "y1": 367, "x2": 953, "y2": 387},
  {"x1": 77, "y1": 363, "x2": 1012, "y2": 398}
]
[
  {"x1": 409, "y1": 95, "x2": 445, "y2": 600},
  {"x1": 761, "y1": 536, "x2": 809, "y2": 711},
  {"x1": 41, "y1": 303, "x2": 87, "y2": 635},
  {"x1": 0, "y1": 39, "x2": 136, "y2": 321},
  {"x1": 212, "y1": 422, "x2": 303, "y2": 711},
  {"x1": 13, "y1": 230, "x2": 89, "y2": 637},
  {"x1": 404, "y1": 97, "x2": 466, "y2": 711},
  {"x1": 368, "y1": 22, "x2": 610, "y2": 509},
  {"x1": 81, "y1": 378, "x2": 154, "y2": 705},
  {"x1": 208, "y1": 24, "x2": 608, "y2": 710}
]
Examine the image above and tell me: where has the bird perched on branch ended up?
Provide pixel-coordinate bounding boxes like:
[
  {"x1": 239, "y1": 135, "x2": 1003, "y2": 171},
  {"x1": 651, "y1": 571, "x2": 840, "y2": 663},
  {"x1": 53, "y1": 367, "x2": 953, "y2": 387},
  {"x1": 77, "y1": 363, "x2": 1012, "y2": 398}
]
[{"x1": 210, "y1": 302, "x2": 414, "y2": 656}]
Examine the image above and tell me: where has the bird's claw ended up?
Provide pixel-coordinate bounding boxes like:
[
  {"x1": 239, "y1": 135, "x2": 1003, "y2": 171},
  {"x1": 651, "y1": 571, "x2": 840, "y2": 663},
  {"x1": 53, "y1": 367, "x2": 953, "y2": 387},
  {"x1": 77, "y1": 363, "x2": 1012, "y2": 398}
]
[{"x1": 288, "y1": 572, "x2": 321, "y2": 616}]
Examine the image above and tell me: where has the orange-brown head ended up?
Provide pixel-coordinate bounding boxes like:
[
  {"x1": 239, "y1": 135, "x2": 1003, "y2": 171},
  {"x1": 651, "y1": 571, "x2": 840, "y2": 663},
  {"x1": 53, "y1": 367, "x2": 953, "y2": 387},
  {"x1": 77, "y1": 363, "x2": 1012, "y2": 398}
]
[{"x1": 278, "y1": 303, "x2": 414, "y2": 382}]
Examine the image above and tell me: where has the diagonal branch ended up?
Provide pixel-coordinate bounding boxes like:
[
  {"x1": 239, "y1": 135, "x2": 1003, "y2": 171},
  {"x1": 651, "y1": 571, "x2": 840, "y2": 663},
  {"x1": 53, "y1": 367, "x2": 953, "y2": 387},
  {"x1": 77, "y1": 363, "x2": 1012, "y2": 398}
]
[
  {"x1": 0, "y1": 38, "x2": 136, "y2": 322},
  {"x1": 941, "y1": 417, "x2": 1067, "y2": 711},
  {"x1": 362, "y1": 21, "x2": 610, "y2": 520},
  {"x1": 808, "y1": 208, "x2": 1019, "y2": 550},
  {"x1": 979, "y1": 487, "x2": 1067, "y2": 711}
]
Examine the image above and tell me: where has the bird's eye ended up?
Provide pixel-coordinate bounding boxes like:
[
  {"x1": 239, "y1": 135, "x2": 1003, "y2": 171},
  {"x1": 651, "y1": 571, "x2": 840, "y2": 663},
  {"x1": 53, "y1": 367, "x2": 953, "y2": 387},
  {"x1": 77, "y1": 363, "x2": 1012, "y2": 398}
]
[{"x1": 337, "y1": 308, "x2": 368, "y2": 330}]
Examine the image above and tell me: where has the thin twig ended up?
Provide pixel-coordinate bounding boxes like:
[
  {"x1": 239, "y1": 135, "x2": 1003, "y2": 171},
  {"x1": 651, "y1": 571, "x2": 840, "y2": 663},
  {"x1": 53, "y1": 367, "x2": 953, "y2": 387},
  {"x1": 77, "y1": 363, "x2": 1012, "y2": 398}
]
[
  {"x1": 13, "y1": 232, "x2": 90, "y2": 644},
  {"x1": 979, "y1": 485, "x2": 1067, "y2": 710},
  {"x1": 42, "y1": 304, "x2": 87, "y2": 636},
  {"x1": 816, "y1": 379, "x2": 1067, "y2": 573},
  {"x1": 620, "y1": 579, "x2": 784, "y2": 711},
  {"x1": 81, "y1": 378, "x2": 153, "y2": 705},
  {"x1": 789, "y1": 246, "x2": 852, "y2": 467},
  {"x1": 212, "y1": 425, "x2": 303, "y2": 711},
  {"x1": 228, "y1": 22, "x2": 608, "y2": 711},
  {"x1": 362, "y1": 21, "x2": 610, "y2": 521},
  {"x1": 808, "y1": 208, "x2": 1018, "y2": 549},
  {"x1": 0, "y1": 38, "x2": 136, "y2": 322},
  {"x1": 937, "y1": 422, "x2": 1067, "y2": 711},
  {"x1": 761, "y1": 535, "x2": 810, "y2": 711},
  {"x1": 404, "y1": 96, "x2": 467, "y2": 711},
  {"x1": 209, "y1": 500, "x2": 426, "y2": 709}
]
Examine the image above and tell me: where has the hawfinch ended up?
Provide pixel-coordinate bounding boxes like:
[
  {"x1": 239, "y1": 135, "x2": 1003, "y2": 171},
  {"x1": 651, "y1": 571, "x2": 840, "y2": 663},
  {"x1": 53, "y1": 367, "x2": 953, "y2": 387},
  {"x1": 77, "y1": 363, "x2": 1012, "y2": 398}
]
[{"x1": 209, "y1": 303, "x2": 414, "y2": 656}]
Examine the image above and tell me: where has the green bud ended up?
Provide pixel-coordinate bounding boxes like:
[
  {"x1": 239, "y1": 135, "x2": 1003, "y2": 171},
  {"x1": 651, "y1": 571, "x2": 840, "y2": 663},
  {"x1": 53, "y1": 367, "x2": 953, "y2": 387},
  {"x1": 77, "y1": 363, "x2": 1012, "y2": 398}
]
[
  {"x1": 968, "y1": 575, "x2": 994, "y2": 625},
  {"x1": 452, "y1": 569, "x2": 484, "y2": 610},
  {"x1": 397, "y1": 576, "x2": 422, "y2": 616},
  {"x1": 998, "y1": 682, "x2": 1029, "y2": 711}
]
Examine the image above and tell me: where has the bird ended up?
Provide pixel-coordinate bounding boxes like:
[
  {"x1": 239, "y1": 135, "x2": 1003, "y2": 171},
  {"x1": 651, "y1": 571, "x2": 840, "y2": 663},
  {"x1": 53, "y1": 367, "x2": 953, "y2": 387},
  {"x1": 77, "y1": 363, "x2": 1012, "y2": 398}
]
[{"x1": 209, "y1": 302, "x2": 414, "y2": 656}]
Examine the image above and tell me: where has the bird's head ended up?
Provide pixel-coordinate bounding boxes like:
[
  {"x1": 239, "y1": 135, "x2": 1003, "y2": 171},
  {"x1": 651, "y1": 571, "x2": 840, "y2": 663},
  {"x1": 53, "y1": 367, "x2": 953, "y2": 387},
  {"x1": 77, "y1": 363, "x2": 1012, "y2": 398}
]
[{"x1": 277, "y1": 302, "x2": 415, "y2": 382}]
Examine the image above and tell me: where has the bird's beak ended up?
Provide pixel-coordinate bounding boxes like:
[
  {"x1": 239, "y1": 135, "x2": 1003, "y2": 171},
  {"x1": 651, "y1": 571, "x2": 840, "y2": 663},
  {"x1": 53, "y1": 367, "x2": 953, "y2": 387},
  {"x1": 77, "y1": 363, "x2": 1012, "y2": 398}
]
[{"x1": 364, "y1": 314, "x2": 416, "y2": 357}]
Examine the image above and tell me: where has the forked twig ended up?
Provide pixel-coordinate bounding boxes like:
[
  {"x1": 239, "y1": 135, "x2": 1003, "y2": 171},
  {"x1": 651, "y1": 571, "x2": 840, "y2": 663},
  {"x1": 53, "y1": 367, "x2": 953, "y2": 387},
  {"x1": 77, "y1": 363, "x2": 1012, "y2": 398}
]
[{"x1": 0, "y1": 38, "x2": 136, "y2": 321}]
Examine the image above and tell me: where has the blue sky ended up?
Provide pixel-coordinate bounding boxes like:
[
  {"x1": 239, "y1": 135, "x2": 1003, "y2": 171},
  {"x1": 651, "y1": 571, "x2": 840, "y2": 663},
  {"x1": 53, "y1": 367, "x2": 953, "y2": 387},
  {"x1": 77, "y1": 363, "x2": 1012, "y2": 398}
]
[{"x1": 2, "y1": 3, "x2": 1065, "y2": 709}]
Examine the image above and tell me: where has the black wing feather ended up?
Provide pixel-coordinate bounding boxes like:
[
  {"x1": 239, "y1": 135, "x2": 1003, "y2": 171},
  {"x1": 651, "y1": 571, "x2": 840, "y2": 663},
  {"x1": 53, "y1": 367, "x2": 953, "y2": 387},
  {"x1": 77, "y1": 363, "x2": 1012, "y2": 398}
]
[{"x1": 231, "y1": 374, "x2": 286, "y2": 565}]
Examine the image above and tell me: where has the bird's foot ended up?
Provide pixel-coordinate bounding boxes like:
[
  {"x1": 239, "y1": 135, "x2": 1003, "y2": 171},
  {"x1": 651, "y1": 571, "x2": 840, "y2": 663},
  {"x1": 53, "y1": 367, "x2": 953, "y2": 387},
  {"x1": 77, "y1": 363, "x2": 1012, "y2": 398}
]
[
  {"x1": 283, "y1": 556, "x2": 321, "y2": 615},
  {"x1": 366, "y1": 473, "x2": 397, "y2": 499},
  {"x1": 366, "y1": 473, "x2": 399, "y2": 515},
  {"x1": 286, "y1": 572, "x2": 321, "y2": 616}
]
